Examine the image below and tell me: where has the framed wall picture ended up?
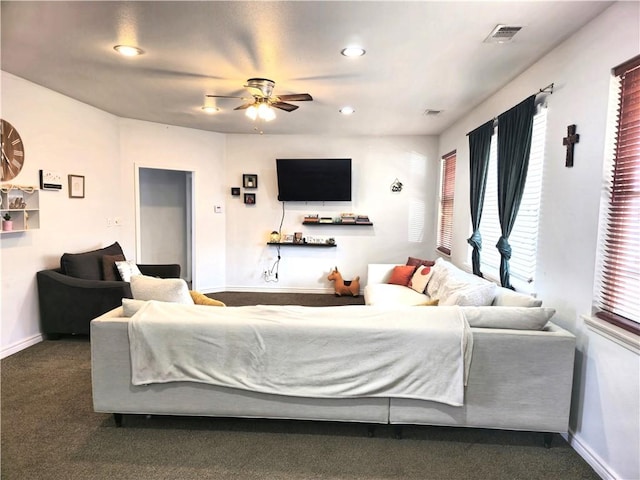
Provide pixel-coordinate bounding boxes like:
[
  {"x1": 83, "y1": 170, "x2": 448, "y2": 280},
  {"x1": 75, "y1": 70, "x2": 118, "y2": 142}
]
[
  {"x1": 68, "y1": 174, "x2": 85, "y2": 198},
  {"x1": 231, "y1": 187, "x2": 241, "y2": 196},
  {"x1": 243, "y1": 174, "x2": 258, "y2": 189},
  {"x1": 244, "y1": 193, "x2": 256, "y2": 205}
]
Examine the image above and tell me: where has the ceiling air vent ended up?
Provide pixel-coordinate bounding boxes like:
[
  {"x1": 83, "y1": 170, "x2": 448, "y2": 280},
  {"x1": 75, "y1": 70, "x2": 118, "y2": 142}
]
[
  {"x1": 484, "y1": 24, "x2": 523, "y2": 43},
  {"x1": 423, "y1": 109, "x2": 442, "y2": 116}
]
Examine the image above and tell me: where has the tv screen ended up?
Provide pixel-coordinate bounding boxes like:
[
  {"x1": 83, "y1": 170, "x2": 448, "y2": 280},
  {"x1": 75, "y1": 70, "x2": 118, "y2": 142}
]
[{"x1": 276, "y1": 158, "x2": 352, "y2": 202}]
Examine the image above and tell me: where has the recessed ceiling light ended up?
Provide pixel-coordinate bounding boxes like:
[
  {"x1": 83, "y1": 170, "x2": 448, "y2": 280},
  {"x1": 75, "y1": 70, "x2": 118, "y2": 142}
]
[
  {"x1": 341, "y1": 46, "x2": 365, "y2": 57},
  {"x1": 113, "y1": 45, "x2": 144, "y2": 57},
  {"x1": 201, "y1": 106, "x2": 220, "y2": 114},
  {"x1": 340, "y1": 106, "x2": 355, "y2": 115}
]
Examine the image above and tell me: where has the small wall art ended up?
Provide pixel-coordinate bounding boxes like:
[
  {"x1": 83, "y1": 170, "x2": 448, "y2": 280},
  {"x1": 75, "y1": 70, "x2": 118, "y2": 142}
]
[
  {"x1": 68, "y1": 174, "x2": 85, "y2": 198},
  {"x1": 243, "y1": 174, "x2": 258, "y2": 189},
  {"x1": 244, "y1": 193, "x2": 256, "y2": 205},
  {"x1": 231, "y1": 187, "x2": 240, "y2": 196}
]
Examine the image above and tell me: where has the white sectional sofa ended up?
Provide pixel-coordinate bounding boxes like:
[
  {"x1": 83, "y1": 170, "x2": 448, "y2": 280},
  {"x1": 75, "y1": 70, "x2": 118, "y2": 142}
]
[{"x1": 91, "y1": 264, "x2": 576, "y2": 443}]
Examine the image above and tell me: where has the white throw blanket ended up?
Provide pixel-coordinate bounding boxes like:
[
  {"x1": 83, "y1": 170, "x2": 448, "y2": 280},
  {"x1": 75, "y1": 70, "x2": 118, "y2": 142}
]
[{"x1": 128, "y1": 302, "x2": 473, "y2": 406}]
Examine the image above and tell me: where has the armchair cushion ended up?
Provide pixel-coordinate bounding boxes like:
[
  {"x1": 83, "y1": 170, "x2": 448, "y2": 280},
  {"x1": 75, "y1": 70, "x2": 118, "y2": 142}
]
[{"x1": 60, "y1": 242, "x2": 124, "y2": 280}]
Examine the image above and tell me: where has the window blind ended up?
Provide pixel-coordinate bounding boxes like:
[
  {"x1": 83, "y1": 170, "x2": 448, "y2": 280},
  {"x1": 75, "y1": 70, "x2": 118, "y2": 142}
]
[
  {"x1": 479, "y1": 107, "x2": 547, "y2": 285},
  {"x1": 437, "y1": 151, "x2": 456, "y2": 255},
  {"x1": 594, "y1": 55, "x2": 640, "y2": 333}
]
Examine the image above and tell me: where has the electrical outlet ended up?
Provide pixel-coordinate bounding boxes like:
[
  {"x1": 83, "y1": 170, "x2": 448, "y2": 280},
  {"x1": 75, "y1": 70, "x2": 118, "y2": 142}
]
[
  {"x1": 114, "y1": 217, "x2": 122, "y2": 226},
  {"x1": 107, "y1": 217, "x2": 113, "y2": 227}
]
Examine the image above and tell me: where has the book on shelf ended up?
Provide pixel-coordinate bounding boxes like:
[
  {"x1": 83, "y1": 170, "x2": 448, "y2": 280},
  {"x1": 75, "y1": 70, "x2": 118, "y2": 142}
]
[
  {"x1": 356, "y1": 215, "x2": 370, "y2": 223},
  {"x1": 304, "y1": 215, "x2": 319, "y2": 223},
  {"x1": 319, "y1": 217, "x2": 334, "y2": 223}
]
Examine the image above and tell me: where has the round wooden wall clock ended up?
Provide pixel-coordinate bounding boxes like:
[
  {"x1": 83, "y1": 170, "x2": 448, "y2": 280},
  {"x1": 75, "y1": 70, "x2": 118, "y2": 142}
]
[{"x1": 1, "y1": 119, "x2": 25, "y2": 181}]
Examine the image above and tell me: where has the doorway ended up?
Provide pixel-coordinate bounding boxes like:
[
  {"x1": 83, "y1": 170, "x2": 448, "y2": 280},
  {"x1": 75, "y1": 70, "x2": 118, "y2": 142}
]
[{"x1": 137, "y1": 167, "x2": 194, "y2": 286}]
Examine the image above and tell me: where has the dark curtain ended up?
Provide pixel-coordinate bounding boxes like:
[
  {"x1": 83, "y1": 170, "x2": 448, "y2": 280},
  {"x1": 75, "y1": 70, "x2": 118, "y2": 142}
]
[
  {"x1": 467, "y1": 120, "x2": 494, "y2": 277},
  {"x1": 496, "y1": 95, "x2": 536, "y2": 289}
]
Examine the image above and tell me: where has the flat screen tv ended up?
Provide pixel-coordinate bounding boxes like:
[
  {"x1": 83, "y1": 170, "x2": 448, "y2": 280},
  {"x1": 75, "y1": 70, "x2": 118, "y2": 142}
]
[{"x1": 276, "y1": 158, "x2": 352, "y2": 202}]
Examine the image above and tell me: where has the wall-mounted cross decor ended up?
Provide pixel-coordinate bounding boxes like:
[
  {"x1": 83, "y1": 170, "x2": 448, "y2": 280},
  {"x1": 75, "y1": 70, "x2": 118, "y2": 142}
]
[{"x1": 562, "y1": 124, "x2": 580, "y2": 167}]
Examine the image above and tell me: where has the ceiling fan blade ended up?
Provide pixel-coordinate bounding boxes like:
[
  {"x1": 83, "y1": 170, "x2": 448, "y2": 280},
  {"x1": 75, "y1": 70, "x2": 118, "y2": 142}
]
[
  {"x1": 206, "y1": 94, "x2": 247, "y2": 100},
  {"x1": 234, "y1": 102, "x2": 255, "y2": 111},
  {"x1": 271, "y1": 102, "x2": 299, "y2": 112},
  {"x1": 276, "y1": 93, "x2": 313, "y2": 102}
]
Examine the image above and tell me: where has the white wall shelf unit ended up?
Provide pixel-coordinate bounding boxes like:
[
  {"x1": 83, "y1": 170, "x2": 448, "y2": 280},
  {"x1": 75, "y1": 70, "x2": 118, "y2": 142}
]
[{"x1": 1, "y1": 186, "x2": 40, "y2": 234}]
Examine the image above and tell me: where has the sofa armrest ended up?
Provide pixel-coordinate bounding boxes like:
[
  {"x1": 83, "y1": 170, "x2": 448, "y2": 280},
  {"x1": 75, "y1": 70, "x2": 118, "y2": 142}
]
[
  {"x1": 36, "y1": 269, "x2": 133, "y2": 336},
  {"x1": 137, "y1": 264, "x2": 181, "y2": 279},
  {"x1": 366, "y1": 264, "x2": 401, "y2": 286}
]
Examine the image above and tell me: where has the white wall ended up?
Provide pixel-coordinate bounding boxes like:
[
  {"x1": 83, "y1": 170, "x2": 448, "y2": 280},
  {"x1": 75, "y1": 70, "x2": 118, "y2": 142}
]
[
  {"x1": 224, "y1": 134, "x2": 439, "y2": 292},
  {"x1": 438, "y1": 3, "x2": 639, "y2": 479},
  {"x1": 1, "y1": 72, "x2": 121, "y2": 356},
  {"x1": 0, "y1": 73, "x2": 227, "y2": 356},
  {"x1": 118, "y1": 119, "x2": 227, "y2": 292}
]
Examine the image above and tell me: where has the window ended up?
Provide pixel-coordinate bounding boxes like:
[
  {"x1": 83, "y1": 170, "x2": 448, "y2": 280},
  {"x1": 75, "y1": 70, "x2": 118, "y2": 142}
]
[
  {"x1": 437, "y1": 151, "x2": 456, "y2": 255},
  {"x1": 594, "y1": 55, "x2": 640, "y2": 335},
  {"x1": 479, "y1": 107, "x2": 547, "y2": 287}
]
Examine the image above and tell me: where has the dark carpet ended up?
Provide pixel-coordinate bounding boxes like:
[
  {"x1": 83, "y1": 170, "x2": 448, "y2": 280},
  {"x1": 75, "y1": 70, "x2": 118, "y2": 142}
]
[{"x1": 1, "y1": 292, "x2": 598, "y2": 480}]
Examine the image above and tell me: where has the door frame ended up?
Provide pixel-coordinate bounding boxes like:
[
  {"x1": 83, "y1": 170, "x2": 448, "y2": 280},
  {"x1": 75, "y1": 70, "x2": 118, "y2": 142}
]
[{"x1": 134, "y1": 164, "x2": 196, "y2": 286}]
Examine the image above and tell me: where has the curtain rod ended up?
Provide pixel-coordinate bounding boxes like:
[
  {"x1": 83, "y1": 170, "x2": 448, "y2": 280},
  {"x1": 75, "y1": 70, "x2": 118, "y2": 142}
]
[{"x1": 466, "y1": 83, "x2": 554, "y2": 136}]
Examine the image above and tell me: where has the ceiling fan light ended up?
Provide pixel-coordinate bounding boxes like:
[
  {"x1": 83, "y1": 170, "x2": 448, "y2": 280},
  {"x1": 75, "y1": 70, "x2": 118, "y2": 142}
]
[
  {"x1": 262, "y1": 107, "x2": 276, "y2": 122},
  {"x1": 341, "y1": 46, "x2": 365, "y2": 57},
  {"x1": 113, "y1": 45, "x2": 144, "y2": 57},
  {"x1": 201, "y1": 105, "x2": 219, "y2": 114},
  {"x1": 246, "y1": 105, "x2": 258, "y2": 121}
]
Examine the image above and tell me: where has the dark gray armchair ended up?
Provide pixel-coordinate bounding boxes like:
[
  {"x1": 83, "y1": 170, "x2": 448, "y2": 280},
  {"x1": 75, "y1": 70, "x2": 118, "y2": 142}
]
[{"x1": 36, "y1": 242, "x2": 180, "y2": 338}]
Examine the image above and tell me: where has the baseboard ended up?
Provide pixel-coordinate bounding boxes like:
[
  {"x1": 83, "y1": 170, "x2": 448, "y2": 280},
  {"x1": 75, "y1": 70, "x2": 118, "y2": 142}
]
[
  {"x1": 566, "y1": 429, "x2": 617, "y2": 480},
  {"x1": 1, "y1": 333, "x2": 44, "y2": 359},
  {"x1": 206, "y1": 286, "x2": 335, "y2": 295}
]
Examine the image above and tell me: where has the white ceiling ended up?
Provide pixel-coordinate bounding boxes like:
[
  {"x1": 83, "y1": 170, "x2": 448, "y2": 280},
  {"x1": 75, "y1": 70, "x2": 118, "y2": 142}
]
[{"x1": 1, "y1": 1, "x2": 613, "y2": 136}]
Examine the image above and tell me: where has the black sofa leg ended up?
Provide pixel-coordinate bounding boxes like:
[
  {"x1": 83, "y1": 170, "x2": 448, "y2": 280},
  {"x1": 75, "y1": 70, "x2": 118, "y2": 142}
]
[
  {"x1": 114, "y1": 413, "x2": 123, "y2": 427},
  {"x1": 543, "y1": 432, "x2": 553, "y2": 448},
  {"x1": 393, "y1": 426, "x2": 403, "y2": 439},
  {"x1": 366, "y1": 425, "x2": 375, "y2": 437}
]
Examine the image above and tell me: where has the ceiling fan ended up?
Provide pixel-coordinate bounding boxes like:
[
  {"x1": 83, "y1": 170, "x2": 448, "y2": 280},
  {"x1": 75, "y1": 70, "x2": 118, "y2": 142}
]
[{"x1": 207, "y1": 78, "x2": 313, "y2": 120}]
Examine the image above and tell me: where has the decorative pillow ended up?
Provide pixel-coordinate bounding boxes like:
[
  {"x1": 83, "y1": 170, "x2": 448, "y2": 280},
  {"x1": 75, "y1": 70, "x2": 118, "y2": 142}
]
[
  {"x1": 60, "y1": 241, "x2": 124, "y2": 280},
  {"x1": 102, "y1": 254, "x2": 126, "y2": 281},
  {"x1": 440, "y1": 283, "x2": 497, "y2": 306},
  {"x1": 387, "y1": 265, "x2": 417, "y2": 286},
  {"x1": 130, "y1": 275, "x2": 194, "y2": 304},
  {"x1": 190, "y1": 290, "x2": 226, "y2": 307},
  {"x1": 115, "y1": 260, "x2": 142, "y2": 282},
  {"x1": 122, "y1": 298, "x2": 148, "y2": 317},
  {"x1": 408, "y1": 265, "x2": 434, "y2": 293},
  {"x1": 419, "y1": 298, "x2": 440, "y2": 306},
  {"x1": 461, "y1": 306, "x2": 555, "y2": 330},
  {"x1": 493, "y1": 287, "x2": 543, "y2": 307},
  {"x1": 425, "y1": 259, "x2": 452, "y2": 298},
  {"x1": 406, "y1": 257, "x2": 435, "y2": 268}
]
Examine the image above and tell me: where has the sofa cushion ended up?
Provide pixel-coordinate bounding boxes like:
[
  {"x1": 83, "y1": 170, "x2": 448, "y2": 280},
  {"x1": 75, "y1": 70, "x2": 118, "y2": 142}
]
[
  {"x1": 408, "y1": 265, "x2": 433, "y2": 293},
  {"x1": 461, "y1": 306, "x2": 555, "y2": 330},
  {"x1": 102, "y1": 254, "x2": 126, "y2": 281},
  {"x1": 60, "y1": 242, "x2": 124, "y2": 280},
  {"x1": 387, "y1": 265, "x2": 416, "y2": 286},
  {"x1": 130, "y1": 275, "x2": 194, "y2": 304},
  {"x1": 364, "y1": 283, "x2": 430, "y2": 306},
  {"x1": 440, "y1": 283, "x2": 497, "y2": 306},
  {"x1": 115, "y1": 260, "x2": 142, "y2": 282},
  {"x1": 122, "y1": 298, "x2": 148, "y2": 317},
  {"x1": 493, "y1": 287, "x2": 543, "y2": 307}
]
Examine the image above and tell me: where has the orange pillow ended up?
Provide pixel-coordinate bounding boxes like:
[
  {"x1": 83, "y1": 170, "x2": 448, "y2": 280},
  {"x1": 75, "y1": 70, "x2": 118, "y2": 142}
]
[{"x1": 387, "y1": 265, "x2": 417, "y2": 286}]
